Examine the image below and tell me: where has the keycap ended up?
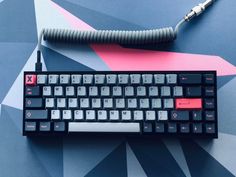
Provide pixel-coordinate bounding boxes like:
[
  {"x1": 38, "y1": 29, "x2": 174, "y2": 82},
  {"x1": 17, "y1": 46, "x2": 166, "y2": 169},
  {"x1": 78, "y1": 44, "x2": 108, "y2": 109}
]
[
  {"x1": 205, "y1": 123, "x2": 216, "y2": 134},
  {"x1": 192, "y1": 123, "x2": 202, "y2": 133},
  {"x1": 122, "y1": 111, "x2": 131, "y2": 121},
  {"x1": 94, "y1": 74, "x2": 105, "y2": 84},
  {"x1": 83, "y1": 74, "x2": 93, "y2": 84},
  {"x1": 128, "y1": 99, "x2": 137, "y2": 108},
  {"x1": 204, "y1": 74, "x2": 214, "y2": 84},
  {"x1": 137, "y1": 86, "x2": 146, "y2": 96},
  {"x1": 118, "y1": 74, "x2": 129, "y2": 84},
  {"x1": 60, "y1": 75, "x2": 70, "y2": 84},
  {"x1": 158, "y1": 111, "x2": 168, "y2": 121},
  {"x1": 139, "y1": 99, "x2": 149, "y2": 108},
  {"x1": 130, "y1": 74, "x2": 141, "y2": 84},
  {"x1": 54, "y1": 86, "x2": 63, "y2": 96},
  {"x1": 25, "y1": 122, "x2": 36, "y2": 131},
  {"x1": 68, "y1": 98, "x2": 78, "y2": 108},
  {"x1": 171, "y1": 111, "x2": 189, "y2": 121},
  {"x1": 63, "y1": 110, "x2": 72, "y2": 120},
  {"x1": 25, "y1": 110, "x2": 48, "y2": 120},
  {"x1": 25, "y1": 98, "x2": 43, "y2": 108},
  {"x1": 37, "y1": 75, "x2": 47, "y2": 84},
  {"x1": 176, "y1": 98, "x2": 202, "y2": 109},
  {"x1": 103, "y1": 98, "x2": 113, "y2": 108},
  {"x1": 89, "y1": 86, "x2": 98, "y2": 96},
  {"x1": 192, "y1": 111, "x2": 202, "y2": 121},
  {"x1": 25, "y1": 86, "x2": 40, "y2": 96},
  {"x1": 80, "y1": 98, "x2": 89, "y2": 108},
  {"x1": 151, "y1": 99, "x2": 162, "y2": 108},
  {"x1": 101, "y1": 86, "x2": 110, "y2": 96},
  {"x1": 205, "y1": 87, "x2": 214, "y2": 97},
  {"x1": 46, "y1": 98, "x2": 55, "y2": 108},
  {"x1": 166, "y1": 74, "x2": 177, "y2": 84},
  {"x1": 74, "y1": 110, "x2": 84, "y2": 120},
  {"x1": 149, "y1": 86, "x2": 158, "y2": 96},
  {"x1": 179, "y1": 74, "x2": 202, "y2": 84},
  {"x1": 155, "y1": 123, "x2": 165, "y2": 133},
  {"x1": 69, "y1": 122, "x2": 140, "y2": 132},
  {"x1": 51, "y1": 110, "x2": 60, "y2": 120},
  {"x1": 133, "y1": 111, "x2": 143, "y2": 121},
  {"x1": 125, "y1": 86, "x2": 134, "y2": 96},
  {"x1": 25, "y1": 74, "x2": 36, "y2": 86},
  {"x1": 145, "y1": 111, "x2": 156, "y2": 121},
  {"x1": 71, "y1": 74, "x2": 82, "y2": 84},
  {"x1": 186, "y1": 87, "x2": 202, "y2": 97},
  {"x1": 43, "y1": 86, "x2": 52, "y2": 96},
  {"x1": 110, "y1": 110, "x2": 119, "y2": 120},
  {"x1": 168, "y1": 123, "x2": 177, "y2": 133},
  {"x1": 77, "y1": 86, "x2": 86, "y2": 96},
  {"x1": 173, "y1": 86, "x2": 183, "y2": 97},
  {"x1": 116, "y1": 98, "x2": 125, "y2": 108},
  {"x1": 164, "y1": 99, "x2": 174, "y2": 109},
  {"x1": 154, "y1": 74, "x2": 165, "y2": 84},
  {"x1": 161, "y1": 86, "x2": 171, "y2": 97},
  {"x1": 180, "y1": 123, "x2": 190, "y2": 133},
  {"x1": 66, "y1": 86, "x2": 75, "y2": 96},
  {"x1": 57, "y1": 98, "x2": 66, "y2": 108},
  {"x1": 113, "y1": 86, "x2": 122, "y2": 96},
  {"x1": 54, "y1": 122, "x2": 65, "y2": 132},
  {"x1": 48, "y1": 75, "x2": 59, "y2": 84},
  {"x1": 205, "y1": 111, "x2": 215, "y2": 121},
  {"x1": 86, "y1": 110, "x2": 96, "y2": 121},
  {"x1": 204, "y1": 99, "x2": 215, "y2": 109},
  {"x1": 98, "y1": 110, "x2": 107, "y2": 121},
  {"x1": 39, "y1": 122, "x2": 51, "y2": 131},
  {"x1": 142, "y1": 74, "x2": 153, "y2": 84},
  {"x1": 106, "y1": 74, "x2": 117, "y2": 84},
  {"x1": 143, "y1": 123, "x2": 152, "y2": 133}
]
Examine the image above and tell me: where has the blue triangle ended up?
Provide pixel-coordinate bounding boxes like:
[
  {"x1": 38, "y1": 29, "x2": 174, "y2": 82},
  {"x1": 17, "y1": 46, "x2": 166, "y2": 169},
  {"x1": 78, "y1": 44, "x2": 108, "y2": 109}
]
[
  {"x1": 181, "y1": 140, "x2": 235, "y2": 177},
  {"x1": 42, "y1": 46, "x2": 94, "y2": 71}
]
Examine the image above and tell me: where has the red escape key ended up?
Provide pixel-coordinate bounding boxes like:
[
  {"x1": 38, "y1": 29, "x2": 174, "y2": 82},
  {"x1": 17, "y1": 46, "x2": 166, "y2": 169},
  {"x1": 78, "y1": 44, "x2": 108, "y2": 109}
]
[
  {"x1": 176, "y1": 98, "x2": 202, "y2": 109},
  {"x1": 25, "y1": 74, "x2": 37, "y2": 86}
]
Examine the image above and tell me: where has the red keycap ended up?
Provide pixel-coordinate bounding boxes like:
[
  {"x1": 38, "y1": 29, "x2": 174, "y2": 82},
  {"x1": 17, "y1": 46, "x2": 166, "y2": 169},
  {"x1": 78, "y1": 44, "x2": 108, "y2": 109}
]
[
  {"x1": 176, "y1": 98, "x2": 202, "y2": 109},
  {"x1": 25, "y1": 75, "x2": 37, "y2": 86}
]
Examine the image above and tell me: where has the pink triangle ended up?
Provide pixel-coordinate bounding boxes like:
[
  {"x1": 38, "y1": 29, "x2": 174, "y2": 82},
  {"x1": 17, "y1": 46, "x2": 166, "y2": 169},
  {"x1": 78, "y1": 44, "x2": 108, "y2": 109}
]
[{"x1": 51, "y1": 1, "x2": 236, "y2": 76}]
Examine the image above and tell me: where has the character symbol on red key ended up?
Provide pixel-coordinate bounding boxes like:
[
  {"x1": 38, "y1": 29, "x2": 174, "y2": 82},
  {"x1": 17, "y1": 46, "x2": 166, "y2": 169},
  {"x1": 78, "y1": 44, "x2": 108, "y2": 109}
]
[{"x1": 25, "y1": 75, "x2": 36, "y2": 86}]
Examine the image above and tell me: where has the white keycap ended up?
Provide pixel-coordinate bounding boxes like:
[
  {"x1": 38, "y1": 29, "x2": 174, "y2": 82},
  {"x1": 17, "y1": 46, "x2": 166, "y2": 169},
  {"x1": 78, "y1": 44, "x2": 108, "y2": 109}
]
[
  {"x1": 83, "y1": 75, "x2": 93, "y2": 84},
  {"x1": 146, "y1": 111, "x2": 156, "y2": 120},
  {"x1": 54, "y1": 86, "x2": 63, "y2": 96},
  {"x1": 95, "y1": 74, "x2": 105, "y2": 84},
  {"x1": 101, "y1": 86, "x2": 110, "y2": 96},
  {"x1": 154, "y1": 74, "x2": 165, "y2": 84},
  {"x1": 60, "y1": 75, "x2": 70, "y2": 84},
  {"x1": 164, "y1": 99, "x2": 174, "y2": 108},
  {"x1": 134, "y1": 111, "x2": 143, "y2": 120},
  {"x1": 48, "y1": 75, "x2": 59, "y2": 84},
  {"x1": 103, "y1": 98, "x2": 113, "y2": 108},
  {"x1": 130, "y1": 74, "x2": 141, "y2": 84},
  {"x1": 77, "y1": 86, "x2": 86, "y2": 96},
  {"x1": 57, "y1": 98, "x2": 66, "y2": 108},
  {"x1": 92, "y1": 98, "x2": 101, "y2": 108},
  {"x1": 89, "y1": 86, "x2": 98, "y2": 96},
  {"x1": 113, "y1": 86, "x2": 122, "y2": 96},
  {"x1": 43, "y1": 86, "x2": 52, "y2": 96},
  {"x1": 66, "y1": 86, "x2": 75, "y2": 96},
  {"x1": 109, "y1": 110, "x2": 119, "y2": 120},
  {"x1": 118, "y1": 74, "x2": 129, "y2": 84},
  {"x1": 74, "y1": 110, "x2": 84, "y2": 120},
  {"x1": 63, "y1": 110, "x2": 72, "y2": 120},
  {"x1": 106, "y1": 74, "x2": 117, "y2": 84},
  {"x1": 151, "y1": 99, "x2": 162, "y2": 108},
  {"x1": 37, "y1": 75, "x2": 47, "y2": 84},
  {"x1": 140, "y1": 98, "x2": 149, "y2": 108},
  {"x1": 127, "y1": 98, "x2": 137, "y2": 108},
  {"x1": 71, "y1": 75, "x2": 82, "y2": 84},
  {"x1": 80, "y1": 98, "x2": 89, "y2": 108},
  {"x1": 125, "y1": 86, "x2": 134, "y2": 96},
  {"x1": 98, "y1": 110, "x2": 107, "y2": 120},
  {"x1": 142, "y1": 74, "x2": 153, "y2": 84},
  {"x1": 68, "y1": 98, "x2": 78, "y2": 108},
  {"x1": 137, "y1": 86, "x2": 146, "y2": 96},
  {"x1": 166, "y1": 74, "x2": 177, "y2": 84},
  {"x1": 173, "y1": 86, "x2": 183, "y2": 96},
  {"x1": 161, "y1": 86, "x2": 171, "y2": 96},
  {"x1": 51, "y1": 110, "x2": 60, "y2": 120},
  {"x1": 115, "y1": 98, "x2": 125, "y2": 108},
  {"x1": 122, "y1": 111, "x2": 131, "y2": 120},
  {"x1": 86, "y1": 110, "x2": 95, "y2": 120},
  {"x1": 45, "y1": 98, "x2": 54, "y2": 108},
  {"x1": 158, "y1": 111, "x2": 168, "y2": 120},
  {"x1": 149, "y1": 86, "x2": 158, "y2": 96}
]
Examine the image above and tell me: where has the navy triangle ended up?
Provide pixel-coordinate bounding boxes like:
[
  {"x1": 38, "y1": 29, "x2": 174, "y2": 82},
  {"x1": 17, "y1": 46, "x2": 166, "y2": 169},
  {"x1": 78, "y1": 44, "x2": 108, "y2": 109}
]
[
  {"x1": 42, "y1": 46, "x2": 94, "y2": 71},
  {"x1": 85, "y1": 143, "x2": 127, "y2": 177},
  {"x1": 128, "y1": 137, "x2": 186, "y2": 177},
  {"x1": 180, "y1": 140, "x2": 235, "y2": 177},
  {"x1": 217, "y1": 75, "x2": 235, "y2": 89}
]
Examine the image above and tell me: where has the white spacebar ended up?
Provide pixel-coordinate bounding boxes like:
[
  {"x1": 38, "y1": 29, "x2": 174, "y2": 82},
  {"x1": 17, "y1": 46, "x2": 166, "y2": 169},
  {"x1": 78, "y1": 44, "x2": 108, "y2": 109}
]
[{"x1": 69, "y1": 122, "x2": 140, "y2": 133}]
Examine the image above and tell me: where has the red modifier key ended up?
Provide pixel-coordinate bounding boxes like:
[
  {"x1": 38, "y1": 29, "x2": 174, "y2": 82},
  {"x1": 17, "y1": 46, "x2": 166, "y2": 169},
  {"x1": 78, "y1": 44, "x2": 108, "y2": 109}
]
[
  {"x1": 25, "y1": 75, "x2": 37, "y2": 86},
  {"x1": 176, "y1": 98, "x2": 202, "y2": 109}
]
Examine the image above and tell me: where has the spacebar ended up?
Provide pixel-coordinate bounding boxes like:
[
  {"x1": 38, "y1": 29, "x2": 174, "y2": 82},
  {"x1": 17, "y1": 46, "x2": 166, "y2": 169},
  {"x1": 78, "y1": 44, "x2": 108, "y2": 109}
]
[{"x1": 69, "y1": 122, "x2": 140, "y2": 133}]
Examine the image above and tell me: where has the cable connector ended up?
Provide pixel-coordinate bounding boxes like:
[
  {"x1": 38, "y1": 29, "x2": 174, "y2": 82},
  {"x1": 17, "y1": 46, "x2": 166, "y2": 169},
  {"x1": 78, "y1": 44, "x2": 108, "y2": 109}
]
[
  {"x1": 35, "y1": 50, "x2": 42, "y2": 72},
  {"x1": 184, "y1": 0, "x2": 215, "y2": 21}
]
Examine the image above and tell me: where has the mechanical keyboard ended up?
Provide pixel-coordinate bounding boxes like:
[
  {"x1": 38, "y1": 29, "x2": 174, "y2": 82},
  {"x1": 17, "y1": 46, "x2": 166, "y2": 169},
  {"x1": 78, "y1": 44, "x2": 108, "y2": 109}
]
[{"x1": 23, "y1": 71, "x2": 217, "y2": 138}]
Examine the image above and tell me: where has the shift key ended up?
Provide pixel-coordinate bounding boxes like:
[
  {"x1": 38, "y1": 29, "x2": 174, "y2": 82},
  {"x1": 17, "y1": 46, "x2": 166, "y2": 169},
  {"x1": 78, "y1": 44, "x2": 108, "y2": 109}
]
[
  {"x1": 25, "y1": 110, "x2": 48, "y2": 120},
  {"x1": 179, "y1": 74, "x2": 202, "y2": 84}
]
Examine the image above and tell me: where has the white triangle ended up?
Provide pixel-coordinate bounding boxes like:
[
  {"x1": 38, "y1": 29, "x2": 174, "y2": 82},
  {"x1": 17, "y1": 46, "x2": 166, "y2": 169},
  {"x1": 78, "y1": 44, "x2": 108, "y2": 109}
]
[
  {"x1": 196, "y1": 133, "x2": 236, "y2": 176},
  {"x1": 126, "y1": 143, "x2": 147, "y2": 177},
  {"x1": 1, "y1": 47, "x2": 47, "y2": 109},
  {"x1": 163, "y1": 139, "x2": 191, "y2": 177}
]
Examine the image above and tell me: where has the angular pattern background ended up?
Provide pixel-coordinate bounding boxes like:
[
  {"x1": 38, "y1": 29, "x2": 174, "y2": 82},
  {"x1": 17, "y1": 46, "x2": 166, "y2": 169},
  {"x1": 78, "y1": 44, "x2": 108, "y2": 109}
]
[{"x1": 0, "y1": 0, "x2": 236, "y2": 176}]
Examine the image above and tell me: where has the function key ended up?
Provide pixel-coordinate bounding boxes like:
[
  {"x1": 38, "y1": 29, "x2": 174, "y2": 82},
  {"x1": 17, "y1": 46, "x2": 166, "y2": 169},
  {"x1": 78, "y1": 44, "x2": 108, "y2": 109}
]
[
  {"x1": 60, "y1": 74, "x2": 70, "y2": 84},
  {"x1": 118, "y1": 74, "x2": 129, "y2": 84},
  {"x1": 37, "y1": 75, "x2": 47, "y2": 84},
  {"x1": 130, "y1": 74, "x2": 141, "y2": 84},
  {"x1": 25, "y1": 74, "x2": 37, "y2": 86},
  {"x1": 25, "y1": 86, "x2": 40, "y2": 96},
  {"x1": 166, "y1": 74, "x2": 177, "y2": 84},
  {"x1": 179, "y1": 74, "x2": 202, "y2": 84},
  {"x1": 204, "y1": 74, "x2": 215, "y2": 84},
  {"x1": 204, "y1": 99, "x2": 215, "y2": 109},
  {"x1": 154, "y1": 74, "x2": 165, "y2": 84},
  {"x1": 106, "y1": 74, "x2": 117, "y2": 84},
  {"x1": 48, "y1": 75, "x2": 59, "y2": 84},
  {"x1": 142, "y1": 74, "x2": 153, "y2": 84},
  {"x1": 205, "y1": 87, "x2": 215, "y2": 97},
  {"x1": 71, "y1": 75, "x2": 82, "y2": 84},
  {"x1": 205, "y1": 111, "x2": 215, "y2": 121}
]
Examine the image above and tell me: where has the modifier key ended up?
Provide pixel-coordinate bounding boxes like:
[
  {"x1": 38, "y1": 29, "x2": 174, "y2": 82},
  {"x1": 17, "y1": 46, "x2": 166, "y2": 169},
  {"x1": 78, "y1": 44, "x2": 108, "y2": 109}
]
[
  {"x1": 179, "y1": 74, "x2": 201, "y2": 84},
  {"x1": 25, "y1": 110, "x2": 48, "y2": 120}
]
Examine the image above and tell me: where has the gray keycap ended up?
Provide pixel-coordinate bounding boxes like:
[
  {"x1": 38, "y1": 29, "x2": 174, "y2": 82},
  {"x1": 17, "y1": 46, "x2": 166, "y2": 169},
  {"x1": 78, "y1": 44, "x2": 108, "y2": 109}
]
[
  {"x1": 133, "y1": 111, "x2": 143, "y2": 120},
  {"x1": 43, "y1": 86, "x2": 52, "y2": 96},
  {"x1": 66, "y1": 86, "x2": 75, "y2": 96},
  {"x1": 149, "y1": 86, "x2": 158, "y2": 96},
  {"x1": 25, "y1": 98, "x2": 43, "y2": 108},
  {"x1": 127, "y1": 98, "x2": 137, "y2": 108},
  {"x1": 51, "y1": 110, "x2": 60, "y2": 120},
  {"x1": 137, "y1": 86, "x2": 146, "y2": 96},
  {"x1": 158, "y1": 111, "x2": 168, "y2": 121},
  {"x1": 57, "y1": 98, "x2": 66, "y2": 108},
  {"x1": 25, "y1": 110, "x2": 48, "y2": 120},
  {"x1": 118, "y1": 74, "x2": 129, "y2": 84},
  {"x1": 37, "y1": 75, "x2": 47, "y2": 84},
  {"x1": 154, "y1": 74, "x2": 165, "y2": 84},
  {"x1": 89, "y1": 86, "x2": 98, "y2": 96},
  {"x1": 106, "y1": 74, "x2": 117, "y2": 84},
  {"x1": 161, "y1": 86, "x2": 171, "y2": 96},
  {"x1": 83, "y1": 74, "x2": 93, "y2": 84},
  {"x1": 113, "y1": 86, "x2": 122, "y2": 96},
  {"x1": 45, "y1": 98, "x2": 55, "y2": 108},
  {"x1": 103, "y1": 98, "x2": 113, "y2": 108},
  {"x1": 130, "y1": 74, "x2": 141, "y2": 84},
  {"x1": 95, "y1": 74, "x2": 105, "y2": 84},
  {"x1": 80, "y1": 98, "x2": 89, "y2": 108},
  {"x1": 25, "y1": 122, "x2": 36, "y2": 131},
  {"x1": 125, "y1": 86, "x2": 134, "y2": 96},
  {"x1": 140, "y1": 98, "x2": 149, "y2": 108},
  {"x1": 71, "y1": 75, "x2": 82, "y2": 84},
  {"x1": 164, "y1": 99, "x2": 174, "y2": 108},
  {"x1": 39, "y1": 122, "x2": 51, "y2": 132},
  {"x1": 68, "y1": 98, "x2": 78, "y2": 108},
  {"x1": 86, "y1": 110, "x2": 96, "y2": 120},
  {"x1": 146, "y1": 111, "x2": 156, "y2": 120},
  {"x1": 122, "y1": 111, "x2": 131, "y2": 120},
  {"x1": 77, "y1": 86, "x2": 86, "y2": 96},
  {"x1": 142, "y1": 74, "x2": 153, "y2": 84},
  {"x1": 92, "y1": 98, "x2": 101, "y2": 108},
  {"x1": 109, "y1": 110, "x2": 119, "y2": 120},
  {"x1": 62, "y1": 110, "x2": 72, "y2": 120},
  {"x1": 48, "y1": 75, "x2": 59, "y2": 84},
  {"x1": 101, "y1": 86, "x2": 110, "y2": 96},
  {"x1": 54, "y1": 86, "x2": 63, "y2": 96},
  {"x1": 115, "y1": 98, "x2": 125, "y2": 108},
  {"x1": 166, "y1": 74, "x2": 177, "y2": 84},
  {"x1": 74, "y1": 110, "x2": 84, "y2": 120},
  {"x1": 60, "y1": 75, "x2": 70, "y2": 84},
  {"x1": 98, "y1": 110, "x2": 107, "y2": 120},
  {"x1": 151, "y1": 99, "x2": 162, "y2": 108},
  {"x1": 173, "y1": 86, "x2": 183, "y2": 96}
]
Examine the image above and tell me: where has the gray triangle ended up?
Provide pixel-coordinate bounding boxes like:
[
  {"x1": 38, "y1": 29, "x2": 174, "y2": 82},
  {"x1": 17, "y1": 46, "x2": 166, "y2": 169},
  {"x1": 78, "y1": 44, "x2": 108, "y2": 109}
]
[{"x1": 126, "y1": 143, "x2": 147, "y2": 177}]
